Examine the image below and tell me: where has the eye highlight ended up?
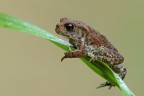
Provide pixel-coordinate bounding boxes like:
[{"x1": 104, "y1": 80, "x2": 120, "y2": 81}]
[{"x1": 64, "y1": 23, "x2": 74, "y2": 31}]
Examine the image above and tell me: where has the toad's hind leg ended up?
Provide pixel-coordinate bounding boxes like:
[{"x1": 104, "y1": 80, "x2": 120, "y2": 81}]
[
  {"x1": 97, "y1": 64, "x2": 127, "y2": 89},
  {"x1": 90, "y1": 55, "x2": 127, "y2": 89}
]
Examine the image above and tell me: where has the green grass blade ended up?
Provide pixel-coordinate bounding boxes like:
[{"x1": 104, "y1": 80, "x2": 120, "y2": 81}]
[
  {"x1": 0, "y1": 13, "x2": 135, "y2": 96},
  {"x1": 0, "y1": 13, "x2": 72, "y2": 49}
]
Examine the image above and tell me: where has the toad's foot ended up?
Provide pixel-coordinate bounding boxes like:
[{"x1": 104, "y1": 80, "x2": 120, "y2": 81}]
[{"x1": 97, "y1": 81, "x2": 115, "y2": 89}]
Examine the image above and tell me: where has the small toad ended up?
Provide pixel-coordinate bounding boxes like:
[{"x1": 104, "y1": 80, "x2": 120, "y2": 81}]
[{"x1": 55, "y1": 17, "x2": 127, "y2": 88}]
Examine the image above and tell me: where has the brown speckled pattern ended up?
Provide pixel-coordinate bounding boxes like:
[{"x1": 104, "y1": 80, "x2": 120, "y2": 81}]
[{"x1": 55, "y1": 17, "x2": 127, "y2": 88}]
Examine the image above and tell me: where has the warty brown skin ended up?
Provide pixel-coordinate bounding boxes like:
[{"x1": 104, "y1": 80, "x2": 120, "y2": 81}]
[{"x1": 55, "y1": 17, "x2": 127, "y2": 88}]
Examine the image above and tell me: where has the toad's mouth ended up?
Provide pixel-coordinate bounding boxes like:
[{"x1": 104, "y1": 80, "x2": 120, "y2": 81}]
[{"x1": 56, "y1": 30, "x2": 71, "y2": 38}]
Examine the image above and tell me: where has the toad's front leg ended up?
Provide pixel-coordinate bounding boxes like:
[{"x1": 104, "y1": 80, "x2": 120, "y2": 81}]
[
  {"x1": 61, "y1": 38, "x2": 88, "y2": 61},
  {"x1": 61, "y1": 50, "x2": 88, "y2": 61}
]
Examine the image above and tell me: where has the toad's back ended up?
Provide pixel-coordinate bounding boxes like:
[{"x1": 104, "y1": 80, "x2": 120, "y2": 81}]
[
  {"x1": 84, "y1": 28, "x2": 124, "y2": 65},
  {"x1": 85, "y1": 27, "x2": 118, "y2": 51}
]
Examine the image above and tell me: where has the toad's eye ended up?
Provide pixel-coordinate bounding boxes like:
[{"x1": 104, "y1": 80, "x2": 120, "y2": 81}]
[{"x1": 65, "y1": 23, "x2": 74, "y2": 31}]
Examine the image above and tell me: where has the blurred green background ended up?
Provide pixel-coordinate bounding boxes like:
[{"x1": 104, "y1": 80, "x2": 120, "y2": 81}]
[{"x1": 0, "y1": 0, "x2": 143, "y2": 96}]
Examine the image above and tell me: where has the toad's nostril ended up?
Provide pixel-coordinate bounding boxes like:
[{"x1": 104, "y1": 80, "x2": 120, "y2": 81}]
[
  {"x1": 55, "y1": 24, "x2": 60, "y2": 34},
  {"x1": 56, "y1": 24, "x2": 59, "y2": 29}
]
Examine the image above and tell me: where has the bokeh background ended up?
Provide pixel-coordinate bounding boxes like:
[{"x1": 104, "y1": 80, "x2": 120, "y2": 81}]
[{"x1": 0, "y1": 0, "x2": 143, "y2": 96}]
